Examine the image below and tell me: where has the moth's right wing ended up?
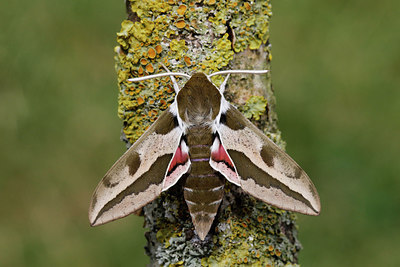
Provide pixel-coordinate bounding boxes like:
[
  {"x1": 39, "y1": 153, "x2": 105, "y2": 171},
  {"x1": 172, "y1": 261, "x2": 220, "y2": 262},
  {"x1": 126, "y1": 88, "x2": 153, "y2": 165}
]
[
  {"x1": 89, "y1": 106, "x2": 190, "y2": 226},
  {"x1": 212, "y1": 104, "x2": 320, "y2": 216}
]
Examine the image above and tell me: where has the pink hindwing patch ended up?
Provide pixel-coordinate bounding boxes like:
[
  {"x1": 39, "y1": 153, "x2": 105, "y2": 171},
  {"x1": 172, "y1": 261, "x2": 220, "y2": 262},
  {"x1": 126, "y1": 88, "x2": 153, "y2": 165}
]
[
  {"x1": 210, "y1": 137, "x2": 240, "y2": 186},
  {"x1": 163, "y1": 140, "x2": 190, "y2": 190}
]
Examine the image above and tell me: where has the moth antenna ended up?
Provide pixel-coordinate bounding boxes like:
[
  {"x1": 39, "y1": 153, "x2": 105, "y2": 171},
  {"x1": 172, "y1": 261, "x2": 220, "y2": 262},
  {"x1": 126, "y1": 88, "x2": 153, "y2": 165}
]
[
  {"x1": 208, "y1": 69, "x2": 269, "y2": 78},
  {"x1": 128, "y1": 73, "x2": 190, "y2": 94},
  {"x1": 161, "y1": 64, "x2": 181, "y2": 94},
  {"x1": 219, "y1": 74, "x2": 230, "y2": 94}
]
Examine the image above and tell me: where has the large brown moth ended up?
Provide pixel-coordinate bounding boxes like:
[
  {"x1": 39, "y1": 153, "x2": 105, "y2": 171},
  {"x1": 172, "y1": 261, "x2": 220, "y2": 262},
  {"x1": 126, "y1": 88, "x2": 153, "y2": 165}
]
[{"x1": 89, "y1": 69, "x2": 320, "y2": 240}]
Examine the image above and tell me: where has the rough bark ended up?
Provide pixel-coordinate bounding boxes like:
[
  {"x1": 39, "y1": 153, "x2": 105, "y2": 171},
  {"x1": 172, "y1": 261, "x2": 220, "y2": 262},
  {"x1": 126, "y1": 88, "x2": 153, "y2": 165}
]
[{"x1": 115, "y1": 1, "x2": 301, "y2": 266}]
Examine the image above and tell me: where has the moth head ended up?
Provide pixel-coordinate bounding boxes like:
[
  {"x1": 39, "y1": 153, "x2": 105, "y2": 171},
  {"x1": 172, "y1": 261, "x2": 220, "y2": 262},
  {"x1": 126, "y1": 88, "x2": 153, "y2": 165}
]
[{"x1": 176, "y1": 73, "x2": 222, "y2": 125}]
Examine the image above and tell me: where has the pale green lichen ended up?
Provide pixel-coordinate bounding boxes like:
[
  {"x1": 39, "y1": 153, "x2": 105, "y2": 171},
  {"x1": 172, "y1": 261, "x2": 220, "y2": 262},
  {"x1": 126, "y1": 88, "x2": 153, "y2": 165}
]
[
  {"x1": 239, "y1": 95, "x2": 269, "y2": 121},
  {"x1": 130, "y1": 0, "x2": 172, "y2": 17},
  {"x1": 169, "y1": 39, "x2": 188, "y2": 65}
]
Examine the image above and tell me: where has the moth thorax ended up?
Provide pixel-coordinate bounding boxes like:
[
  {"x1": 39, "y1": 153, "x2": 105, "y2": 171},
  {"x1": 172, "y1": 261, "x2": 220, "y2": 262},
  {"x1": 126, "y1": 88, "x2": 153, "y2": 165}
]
[
  {"x1": 177, "y1": 73, "x2": 222, "y2": 126},
  {"x1": 183, "y1": 108, "x2": 214, "y2": 126}
]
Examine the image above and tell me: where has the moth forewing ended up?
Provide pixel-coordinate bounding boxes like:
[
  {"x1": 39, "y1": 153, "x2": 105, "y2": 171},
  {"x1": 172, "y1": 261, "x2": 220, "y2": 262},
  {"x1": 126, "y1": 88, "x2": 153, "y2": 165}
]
[
  {"x1": 216, "y1": 105, "x2": 321, "y2": 215},
  {"x1": 89, "y1": 108, "x2": 184, "y2": 226}
]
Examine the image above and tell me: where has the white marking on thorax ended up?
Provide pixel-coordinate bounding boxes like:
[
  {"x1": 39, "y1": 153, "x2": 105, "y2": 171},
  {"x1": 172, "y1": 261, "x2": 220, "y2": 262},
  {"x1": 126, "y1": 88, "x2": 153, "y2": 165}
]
[
  {"x1": 170, "y1": 100, "x2": 188, "y2": 133},
  {"x1": 212, "y1": 97, "x2": 230, "y2": 133}
]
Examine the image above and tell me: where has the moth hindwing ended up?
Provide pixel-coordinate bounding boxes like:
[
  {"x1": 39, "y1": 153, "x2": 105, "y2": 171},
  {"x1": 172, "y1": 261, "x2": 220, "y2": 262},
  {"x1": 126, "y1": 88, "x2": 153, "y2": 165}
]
[{"x1": 89, "y1": 71, "x2": 320, "y2": 241}]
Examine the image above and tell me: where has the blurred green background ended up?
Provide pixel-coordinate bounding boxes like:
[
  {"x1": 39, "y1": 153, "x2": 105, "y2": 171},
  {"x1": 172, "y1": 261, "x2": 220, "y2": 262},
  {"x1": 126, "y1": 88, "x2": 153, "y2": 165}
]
[{"x1": 1, "y1": 0, "x2": 399, "y2": 266}]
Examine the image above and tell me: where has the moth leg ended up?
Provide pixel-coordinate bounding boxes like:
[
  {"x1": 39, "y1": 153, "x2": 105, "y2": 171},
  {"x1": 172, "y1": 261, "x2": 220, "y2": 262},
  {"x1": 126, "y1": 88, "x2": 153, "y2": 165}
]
[
  {"x1": 161, "y1": 63, "x2": 181, "y2": 93},
  {"x1": 219, "y1": 74, "x2": 230, "y2": 94}
]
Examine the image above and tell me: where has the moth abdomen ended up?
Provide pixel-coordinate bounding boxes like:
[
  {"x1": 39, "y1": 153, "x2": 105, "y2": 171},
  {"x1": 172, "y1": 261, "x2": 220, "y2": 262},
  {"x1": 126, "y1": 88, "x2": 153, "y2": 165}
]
[
  {"x1": 182, "y1": 125, "x2": 225, "y2": 240},
  {"x1": 183, "y1": 170, "x2": 224, "y2": 240},
  {"x1": 184, "y1": 173, "x2": 224, "y2": 200}
]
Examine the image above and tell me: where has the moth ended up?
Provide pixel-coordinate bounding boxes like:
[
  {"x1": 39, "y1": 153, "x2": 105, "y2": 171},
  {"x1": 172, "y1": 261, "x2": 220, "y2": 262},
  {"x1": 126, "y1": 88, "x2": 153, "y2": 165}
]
[{"x1": 89, "y1": 69, "x2": 320, "y2": 240}]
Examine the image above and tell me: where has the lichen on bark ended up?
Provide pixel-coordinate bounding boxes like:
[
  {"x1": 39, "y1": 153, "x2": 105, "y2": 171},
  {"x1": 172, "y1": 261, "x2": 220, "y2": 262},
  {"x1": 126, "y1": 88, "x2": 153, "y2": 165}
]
[{"x1": 114, "y1": 0, "x2": 301, "y2": 266}]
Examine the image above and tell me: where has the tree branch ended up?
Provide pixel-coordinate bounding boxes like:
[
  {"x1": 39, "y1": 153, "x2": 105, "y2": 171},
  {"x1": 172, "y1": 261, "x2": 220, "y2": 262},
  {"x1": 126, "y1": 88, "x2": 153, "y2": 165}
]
[{"x1": 115, "y1": 1, "x2": 301, "y2": 265}]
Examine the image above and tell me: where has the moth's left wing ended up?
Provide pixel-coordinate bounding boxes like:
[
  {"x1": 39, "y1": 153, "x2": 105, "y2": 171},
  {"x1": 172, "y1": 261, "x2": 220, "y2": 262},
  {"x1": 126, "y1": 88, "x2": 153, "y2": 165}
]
[
  {"x1": 211, "y1": 104, "x2": 320, "y2": 215},
  {"x1": 89, "y1": 107, "x2": 190, "y2": 226}
]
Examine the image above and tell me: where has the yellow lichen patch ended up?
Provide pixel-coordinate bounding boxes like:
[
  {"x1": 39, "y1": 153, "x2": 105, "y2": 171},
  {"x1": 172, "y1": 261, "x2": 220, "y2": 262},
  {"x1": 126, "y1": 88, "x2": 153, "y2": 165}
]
[
  {"x1": 207, "y1": 0, "x2": 216, "y2": 5},
  {"x1": 162, "y1": 57, "x2": 169, "y2": 66},
  {"x1": 155, "y1": 44, "x2": 162, "y2": 54},
  {"x1": 147, "y1": 110, "x2": 153, "y2": 117},
  {"x1": 175, "y1": 20, "x2": 186, "y2": 29},
  {"x1": 137, "y1": 97, "x2": 144, "y2": 105},
  {"x1": 138, "y1": 66, "x2": 144, "y2": 75},
  {"x1": 146, "y1": 63, "x2": 154, "y2": 73},
  {"x1": 177, "y1": 4, "x2": 187, "y2": 15},
  {"x1": 166, "y1": 85, "x2": 174, "y2": 93},
  {"x1": 169, "y1": 39, "x2": 188, "y2": 60},
  {"x1": 130, "y1": 1, "x2": 171, "y2": 17},
  {"x1": 275, "y1": 249, "x2": 282, "y2": 257},
  {"x1": 239, "y1": 95, "x2": 268, "y2": 120},
  {"x1": 160, "y1": 99, "x2": 167, "y2": 108},
  {"x1": 148, "y1": 47, "x2": 156, "y2": 59},
  {"x1": 244, "y1": 2, "x2": 251, "y2": 10},
  {"x1": 184, "y1": 56, "x2": 191, "y2": 66},
  {"x1": 134, "y1": 19, "x2": 155, "y2": 44},
  {"x1": 268, "y1": 245, "x2": 274, "y2": 252},
  {"x1": 140, "y1": 58, "x2": 148, "y2": 65}
]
